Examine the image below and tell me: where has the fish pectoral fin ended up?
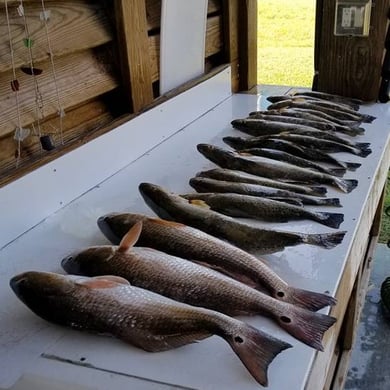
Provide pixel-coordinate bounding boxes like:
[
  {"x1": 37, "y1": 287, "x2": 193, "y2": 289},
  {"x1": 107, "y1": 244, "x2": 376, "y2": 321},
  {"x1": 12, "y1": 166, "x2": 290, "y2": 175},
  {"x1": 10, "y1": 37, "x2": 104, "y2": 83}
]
[
  {"x1": 150, "y1": 218, "x2": 186, "y2": 228},
  {"x1": 76, "y1": 275, "x2": 130, "y2": 288},
  {"x1": 188, "y1": 199, "x2": 210, "y2": 209},
  {"x1": 129, "y1": 331, "x2": 212, "y2": 352},
  {"x1": 118, "y1": 221, "x2": 143, "y2": 253}
]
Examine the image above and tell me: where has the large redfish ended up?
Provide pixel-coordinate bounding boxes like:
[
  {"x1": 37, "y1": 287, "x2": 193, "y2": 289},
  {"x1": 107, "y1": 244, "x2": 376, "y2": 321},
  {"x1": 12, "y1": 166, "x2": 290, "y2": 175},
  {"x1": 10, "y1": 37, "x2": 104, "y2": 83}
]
[
  {"x1": 10, "y1": 271, "x2": 290, "y2": 387},
  {"x1": 97, "y1": 213, "x2": 337, "y2": 312},
  {"x1": 62, "y1": 222, "x2": 336, "y2": 350}
]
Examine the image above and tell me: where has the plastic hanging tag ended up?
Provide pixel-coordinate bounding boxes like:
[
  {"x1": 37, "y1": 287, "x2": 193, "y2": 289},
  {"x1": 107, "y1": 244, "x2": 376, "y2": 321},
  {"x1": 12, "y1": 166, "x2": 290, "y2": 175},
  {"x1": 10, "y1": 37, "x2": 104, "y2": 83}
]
[
  {"x1": 58, "y1": 108, "x2": 65, "y2": 118},
  {"x1": 17, "y1": 4, "x2": 24, "y2": 17},
  {"x1": 40, "y1": 10, "x2": 51, "y2": 21},
  {"x1": 23, "y1": 38, "x2": 34, "y2": 48},
  {"x1": 14, "y1": 127, "x2": 30, "y2": 142}
]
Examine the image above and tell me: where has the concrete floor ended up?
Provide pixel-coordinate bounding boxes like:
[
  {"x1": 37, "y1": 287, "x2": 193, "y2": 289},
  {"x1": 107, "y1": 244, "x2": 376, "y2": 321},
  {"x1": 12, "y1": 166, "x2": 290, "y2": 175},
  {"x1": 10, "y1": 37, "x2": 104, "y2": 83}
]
[{"x1": 345, "y1": 243, "x2": 390, "y2": 389}]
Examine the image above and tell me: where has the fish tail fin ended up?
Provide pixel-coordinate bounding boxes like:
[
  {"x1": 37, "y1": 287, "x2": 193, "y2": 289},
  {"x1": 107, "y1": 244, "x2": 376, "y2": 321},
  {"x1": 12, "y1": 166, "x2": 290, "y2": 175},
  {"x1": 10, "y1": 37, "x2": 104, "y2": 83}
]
[
  {"x1": 303, "y1": 231, "x2": 346, "y2": 249},
  {"x1": 333, "y1": 178, "x2": 358, "y2": 193},
  {"x1": 284, "y1": 286, "x2": 337, "y2": 311},
  {"x1": 277, "y1": 307, "x2": 336, "y2": 350},
  {"x1": 362, "y1": 114, "x2": 376, "y2": 123},
  {"x1": 356, "y1": 142, "x2": 371, "y2": 150},
  {"x1": 357, "y1": 148, "x2": 372, "y2": 157},
  {"x1": 316, "y1": 198, "x2": 342, "y2": 207},
  {"x1": 345, "y1": 162, "x2": 361, "y2": 171},
  {"x1": 309, "y1": 186, "x2": 327, "y2": 196},
  {"x1": 227, "y1": 324, "x2": 291, "y2": 386},
  {"x1": 313, "y1": 212, "x2": 344, "y2": 228},
  {"x1": 326, "y1": 167, "x2": 347, "y2": 177}
]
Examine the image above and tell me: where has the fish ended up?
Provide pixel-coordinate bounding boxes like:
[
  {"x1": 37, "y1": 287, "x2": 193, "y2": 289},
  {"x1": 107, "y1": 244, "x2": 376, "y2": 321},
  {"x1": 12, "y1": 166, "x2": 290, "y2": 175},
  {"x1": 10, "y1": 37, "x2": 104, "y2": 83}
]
[
  {"x1": 196, "y1": 168, "x2": 327, "y2": 196},
  {"x1": 197, "y1": 143, "x2": 358, "y2": 193},
  {"x1": 62, "y1": 222, "x2": 337, "y2": 350},
  {"x1": 181, "y1": 193, "x2": 344, "y2": 228},
  {"x1": 223, "y1": 137, "x2": 361, "y2": 171},
  {"x1": 259, "y1": 134, "x2": 371, "y2": 157},
  {"x1": 247, "y1": 113, "x2": 338, "y2": 131},
  {"x1": 230, "y1": 119, "x2": 370, "y2": 151},
  {"x1": 266, "y1": 95, "x2": 360, "y2": 113},
  {"x1": 97, "y1": 212, "x2": 337, "y2": 311},
  {"x1": 267, "y1": 100, "x2": 375, "y2": 123},
  {"x1": 10, "y1": 271, "x2": 290, "y2": 386},
  {"x1": 138, "y1": 182, "x2": 346, "y2": 253},
  {"x1": 189, "y1": 177, "x2": 341, "y2": 207},
  {"x1": 292, "y1": 90, "x2": 362, "y2": 107},
  {"x1": 238, "y1": 148, "x2": 346, "y2": 177},
  {"x1": 272, "y1": 109, "x2": 365, "y2": 136}
]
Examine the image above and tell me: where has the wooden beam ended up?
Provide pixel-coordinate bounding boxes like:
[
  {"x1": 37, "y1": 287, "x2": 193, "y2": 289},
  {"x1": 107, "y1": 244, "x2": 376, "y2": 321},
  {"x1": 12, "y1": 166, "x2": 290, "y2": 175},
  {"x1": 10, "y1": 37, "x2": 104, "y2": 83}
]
[
  {"x1": 114, "y1": 0, "x2": 154, "y2": 111},
  {"x1": 222, "y1": 0, "x2": 257, "y2": 92}
]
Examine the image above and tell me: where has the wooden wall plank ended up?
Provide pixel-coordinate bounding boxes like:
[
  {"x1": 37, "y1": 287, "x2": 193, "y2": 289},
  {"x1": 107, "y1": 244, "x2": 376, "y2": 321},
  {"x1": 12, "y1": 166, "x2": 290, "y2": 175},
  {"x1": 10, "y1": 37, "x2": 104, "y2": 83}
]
[
  {"x1": 114, "y1": 0, "x2": 154, "y2": 111},
  {"x1": 0, "y1": 97, "x2": 116, "y2": 186},
  {"x1": 0, "y1": 0, "x2": 112, "y2": 73},
  {"x1": 222, "y1": 0, "x2": 257, "y2": 92},
  {"x1": 316, "y1": 0, "x2": 390, "y2": 100},
  {"x1": 0, "y1": 46, "x2": 118, "y2": 137}
]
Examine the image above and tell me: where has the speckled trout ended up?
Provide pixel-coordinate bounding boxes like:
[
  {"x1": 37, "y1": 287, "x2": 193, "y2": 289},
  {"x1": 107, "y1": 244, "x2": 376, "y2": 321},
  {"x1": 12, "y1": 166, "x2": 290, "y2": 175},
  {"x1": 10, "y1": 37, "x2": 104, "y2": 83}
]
[
  {"x1": 97, "y1": 213, "x2": 337, "y2": 311},
  {"x1": 197, "y1": 144, "x2": 359, "y2": 193},
  {"x1": 10, "y1": 271, "x2": 290, "y2": 386},
  {"x1": 138, "y1": 182, "x2": 346, "y2": 253}
]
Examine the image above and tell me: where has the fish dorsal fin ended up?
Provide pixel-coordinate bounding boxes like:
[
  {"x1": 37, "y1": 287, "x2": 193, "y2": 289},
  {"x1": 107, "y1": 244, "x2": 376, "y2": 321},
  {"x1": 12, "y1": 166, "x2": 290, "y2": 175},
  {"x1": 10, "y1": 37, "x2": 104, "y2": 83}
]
[
  {"x1": 150, "y1": 218, "x2": 186, "y2": 228},
  {"x1": 77, "y1": 275, "x2": 130, "y2": 289},
  {"x1": 118, "y1": 221, "x2": 143, "y2": 253},
  {"x1": 189, "y1": 199, "x2": 210, "y2": 209}
]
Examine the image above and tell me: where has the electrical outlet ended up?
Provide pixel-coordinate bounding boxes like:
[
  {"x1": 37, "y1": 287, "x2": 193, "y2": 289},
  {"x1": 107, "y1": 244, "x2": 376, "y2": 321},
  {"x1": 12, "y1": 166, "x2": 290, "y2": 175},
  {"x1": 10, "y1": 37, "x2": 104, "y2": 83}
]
[{"x1": 334, "y1": 0, "x2": 372, "y2": 36}]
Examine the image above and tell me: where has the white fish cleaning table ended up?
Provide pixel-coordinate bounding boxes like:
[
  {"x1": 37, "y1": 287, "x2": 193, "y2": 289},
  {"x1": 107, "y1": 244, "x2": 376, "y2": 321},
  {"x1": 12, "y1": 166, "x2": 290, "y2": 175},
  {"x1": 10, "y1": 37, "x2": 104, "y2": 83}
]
[{"x1": 1, "y1": 68, "x2": 390, "y2": 390}]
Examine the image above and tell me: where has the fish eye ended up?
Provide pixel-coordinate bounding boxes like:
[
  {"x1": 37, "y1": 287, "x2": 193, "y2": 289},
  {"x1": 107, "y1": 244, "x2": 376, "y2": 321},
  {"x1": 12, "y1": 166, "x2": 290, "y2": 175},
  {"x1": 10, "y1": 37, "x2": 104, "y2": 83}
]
[{"x1": 234, "y1": 336, "x2": 244, "y2": 343}]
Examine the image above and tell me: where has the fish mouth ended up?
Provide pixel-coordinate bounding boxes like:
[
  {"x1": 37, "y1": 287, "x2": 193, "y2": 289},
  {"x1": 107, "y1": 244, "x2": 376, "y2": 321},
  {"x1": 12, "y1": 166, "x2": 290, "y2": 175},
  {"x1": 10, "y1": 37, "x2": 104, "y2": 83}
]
[
  {"x1": 97, "y1": 214, "x2": 122, "y2": 245},
  {"x1": 9, "y1": 272, "x2": 29, "y2": 295},
  {"x1": 61, "y1": 255, "x2": 79, "y2": 274}
]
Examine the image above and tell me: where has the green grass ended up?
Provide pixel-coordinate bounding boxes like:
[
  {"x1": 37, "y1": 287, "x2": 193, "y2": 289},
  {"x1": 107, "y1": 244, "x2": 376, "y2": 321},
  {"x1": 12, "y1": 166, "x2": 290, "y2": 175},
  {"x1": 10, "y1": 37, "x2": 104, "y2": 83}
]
[
  {"x1": 257, "y1": 0, "x2": 316, "y2": 87},
  {"x1": 379, "y1": 174, "x2": 390, "y2": 244}
]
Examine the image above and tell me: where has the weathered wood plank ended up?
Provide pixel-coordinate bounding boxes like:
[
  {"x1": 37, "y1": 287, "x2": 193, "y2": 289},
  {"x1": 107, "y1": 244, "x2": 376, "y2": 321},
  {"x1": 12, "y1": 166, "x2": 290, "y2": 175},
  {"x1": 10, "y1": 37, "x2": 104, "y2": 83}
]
[
  {"x1": 222, "y1": 0, "x2": 257, "y2": 92},
  {"x1": 0, "y1": 46, "x2": 118, "y2": 137},
  {"x1": 148, "y1": 15, "x2": 223, "y2": 83},
  {"x1": 0, "y1": 96, "x2": 116, "y2": 187},
  {"x1": 114, "y1": 0, "x2": 154, "y2": 111},
  {"x1": 146, "y1": 0, "x2": 221, "y2": 31},
  {"x1": 0, "y1": 0, "x2": 112, "y2": 73},
  {"x1": 316, "y1": 0, "x2": 390, "y2": 100}
]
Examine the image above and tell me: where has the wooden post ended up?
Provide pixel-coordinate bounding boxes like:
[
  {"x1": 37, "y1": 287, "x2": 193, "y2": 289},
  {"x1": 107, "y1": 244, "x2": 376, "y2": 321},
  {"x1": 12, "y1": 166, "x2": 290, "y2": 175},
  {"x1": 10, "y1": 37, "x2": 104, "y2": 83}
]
[
  {"x1": 222, "y1": 0, "x2": 257, "y2": 92},
  {"x1": 114, "y1": 0, "x2": 154, "y2": 112},
  {"x1": 315, "y1": 0, "x2": 390, "y2": 100}
]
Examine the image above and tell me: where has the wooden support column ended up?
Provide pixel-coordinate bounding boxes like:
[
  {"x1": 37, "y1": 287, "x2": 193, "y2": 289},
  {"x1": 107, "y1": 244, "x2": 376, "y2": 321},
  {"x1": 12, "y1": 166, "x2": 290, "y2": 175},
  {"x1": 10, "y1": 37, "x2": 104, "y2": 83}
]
[
  {"x1": 114, "y1": 0, "x2": 154, "y2": 112},
  {"x1": 315, "y1": 0, "x2": 390, "y2": 100},
  {"x1": 222, "y1": 0, "x2": 257, "y2": 92}
]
